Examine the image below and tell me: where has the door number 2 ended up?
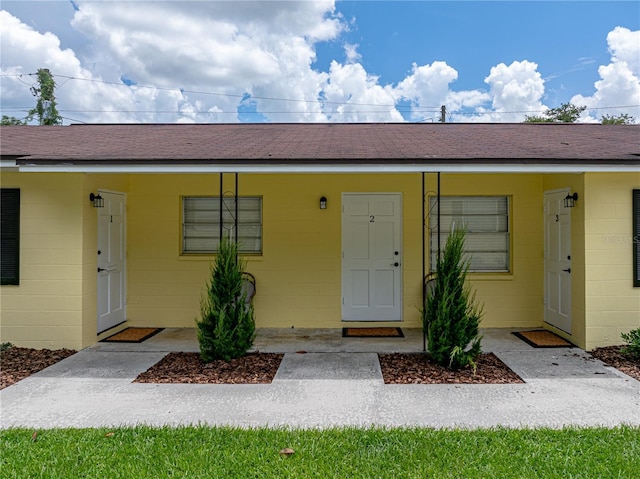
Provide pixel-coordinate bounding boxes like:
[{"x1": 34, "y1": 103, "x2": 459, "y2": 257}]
[{"x1": 369, "y1": 215, "x2": 375, "y2": 223}]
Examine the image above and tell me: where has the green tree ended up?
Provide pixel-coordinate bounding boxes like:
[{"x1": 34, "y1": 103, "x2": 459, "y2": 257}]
[
  {"x1": 601, "y1": 113, "x2": 635, "y2": 125},
  {"x1": 423, "y1": 228, "x2": 483, "y2": 370},
  {"x1": 28, "y1": 68, "x2": 63, "y2": 125},
  {"x1": 1, "y1": 116, "x2": 26, "y2": 125},
  {"x1": 196, "y1": 238, "x2": 255, "y2": 362},
  {"x1": 525, "y1": 102, "x2": 586, "y2": 123}
]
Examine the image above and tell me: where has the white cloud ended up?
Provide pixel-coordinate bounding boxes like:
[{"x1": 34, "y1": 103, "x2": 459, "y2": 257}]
[
  {"x1": 323, "y1": 61, "x2": 403, "y2": 122},
  {"x1": 2, "y1": 3, "x2": 638, "y2": 125},
  {"x1": 607, "y1": 26, "x2": 640, "y2": 75},
  {"x1": 2, "y1": 2, "x2": 345, "y2": 123},
  {"x1": 476, "y1": 60, "x2": 546, "y2": 122},
  {"x1": 68, "y1": 0, "x2": 345, "y2": 122},
  {"x1": 394, "y1": 62, "x2": 459, "y2": 121},
  {"x1": 0, "y1": 9, "x2": 200, "y2": 124},
  {"x1": 571, "y1": 27, "x2": 640, "y2": 123},
  {"x1": 344, "y1": 43, "x2": 361, "y2": 64}
]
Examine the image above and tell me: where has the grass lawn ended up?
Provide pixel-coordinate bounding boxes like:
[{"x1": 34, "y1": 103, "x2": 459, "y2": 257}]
[{"x1": 2, "y1": 425, "x2": 638, "y2": 478}]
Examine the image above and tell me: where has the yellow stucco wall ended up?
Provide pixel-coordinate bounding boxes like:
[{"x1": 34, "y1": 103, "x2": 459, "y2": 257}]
[
  {"x1": 0, "y1": 173, "x2": 85, "y2": 349},
  {"x1": 126, "y1": 174, "x2": 424, "y2": 329},
  {"x1": 4, "y1": 170, "x2": 635, "y2": 351},
  {"x1": 0, "y1": 173, "x2": 130, "y2": 349},
  {"x1": 125, "y1": 173, "x2": 545, "y2": 332},
  {"x1": 583, "y1": 172, "x2": 640, "y2": 351}
]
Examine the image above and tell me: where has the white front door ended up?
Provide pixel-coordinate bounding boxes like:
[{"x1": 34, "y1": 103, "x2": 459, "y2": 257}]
[
  {"x1": 544, "y1": 190, "x2": 572, "y2": 334},
  {"x1": 97, "y1": 191, "x2": 126, "y2": 333},
  {"x1": 342, "y1": 193, "x2": 402, "y2": 321}
]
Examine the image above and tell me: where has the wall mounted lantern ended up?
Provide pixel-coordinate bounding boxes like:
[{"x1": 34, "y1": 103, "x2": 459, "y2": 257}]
[
  {"x1": 564, "y1": 192, "x2": 578, "y2": 208},
  {"x1": 319, "y1": 196, "x2": 327, "y2": 210},
  {"x1": 89, "y1": 192, "x2": 104, "y2": 208}
]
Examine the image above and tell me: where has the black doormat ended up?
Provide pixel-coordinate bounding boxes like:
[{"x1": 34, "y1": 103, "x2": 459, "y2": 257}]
[
  {"x1": 513, "y1": 330, "x2": 573, "y2": 348},
  {"x1": 343, "y1": 327, "x2": 404, "y2": 338},
  {"x1": 102, "y1": 327, "x2": 164, "y2": 343}
]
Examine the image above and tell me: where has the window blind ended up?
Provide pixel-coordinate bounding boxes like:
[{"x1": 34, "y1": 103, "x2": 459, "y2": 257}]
[
  {"x1": 429, "y1": 196, "x2": 510, "y2": 272},
  {"x1": 183, "y1": 196, "x2": 262, "y2": 254}
]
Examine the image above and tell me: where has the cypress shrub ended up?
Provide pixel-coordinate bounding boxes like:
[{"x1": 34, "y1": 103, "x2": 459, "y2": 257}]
[
  {"x1": 423, "y1": 227, "x2": 483, "y2": 370},
  {"x1": 196, "y1": 238, "x2": 255, "y2": 362},
  {"x1": 621, "y1": 328, "x2": 640, "y2": 360}
]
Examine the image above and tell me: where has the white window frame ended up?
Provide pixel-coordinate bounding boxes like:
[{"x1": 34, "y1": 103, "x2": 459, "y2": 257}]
[
  {"x1": 429, "y1": 196, "x2": 510, "y2": 273},
  {"x1": 182, "y1": 196, "x2": 262, "y2": 254}
]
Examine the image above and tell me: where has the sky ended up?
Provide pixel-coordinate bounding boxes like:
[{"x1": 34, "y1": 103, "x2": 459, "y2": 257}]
[{"x1": 1, "y1": 0, "x2": 639, "y2": 124}]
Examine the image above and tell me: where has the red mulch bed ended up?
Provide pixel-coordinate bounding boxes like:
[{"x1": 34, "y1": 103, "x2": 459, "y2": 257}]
[
  {"x1": 134, "y1": 352, "x2": 284, "y2": 384},
  {"x1": 3, "y1": 345, "x2": 638, "y2": 388},
  {"x1": 0, "y1": 347, "x2": 76, "y2": 390},
  {"x1": 589, "y1": 346, "x2": 640, "y2": 381},
  {"x1": 379, "y1": 352, "x2": 524, "y2": 384},
  {"x1": 134, "y1": 351, "x2": 524, "y2": 385}
]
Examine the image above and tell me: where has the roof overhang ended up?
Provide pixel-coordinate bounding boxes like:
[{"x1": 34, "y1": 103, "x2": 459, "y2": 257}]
[
  {"x1": 3, "y1": 123, "x2": 638, "y2": 174},
  {"x1": 10, "y1": 161, "x2": 640, "y2": 174}
]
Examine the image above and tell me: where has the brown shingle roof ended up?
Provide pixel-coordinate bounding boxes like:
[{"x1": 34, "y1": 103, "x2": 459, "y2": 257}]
[{"x1": 1, "y1": 123, "x2": 638, "y2": 166}]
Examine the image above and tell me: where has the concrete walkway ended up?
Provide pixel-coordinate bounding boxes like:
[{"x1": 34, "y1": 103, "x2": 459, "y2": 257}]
[{"x1": 1, "y1": 328, "x2": 639, "y2": 429}]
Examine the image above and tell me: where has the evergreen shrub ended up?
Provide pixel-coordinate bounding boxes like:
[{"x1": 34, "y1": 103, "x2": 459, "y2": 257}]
[
  {"x1": 196, "y1": 238, "x2": 255, "y2": 362},
  {"x1": 423, "y1": 227, "x2": 483, "y2": 370},
  {"x1": 621, "y1": 328, "x2": 640, "y2": 361}
]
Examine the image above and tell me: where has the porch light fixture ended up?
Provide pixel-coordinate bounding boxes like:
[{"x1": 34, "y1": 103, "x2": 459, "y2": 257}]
[
  {"x1": 89, "y1": 192, "x2": 104, "y2": 208},
  {"x1": 320, "y1": 196, "x2": 327, "y2": 210},
  {"x1": 564, "y1": 192, "x2": 578, "y2": 208}
]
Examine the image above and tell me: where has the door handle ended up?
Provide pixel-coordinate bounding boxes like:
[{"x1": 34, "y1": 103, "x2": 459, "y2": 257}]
[
  {"x1": 391, "y1": 262, "x2": 400, "y2": 267},
  {"x1": 562, "y1": 268, "x2": 571, "y2": 273},
  {"x1": 98, "y1": 267, "x2": 107, "y2": 272}
]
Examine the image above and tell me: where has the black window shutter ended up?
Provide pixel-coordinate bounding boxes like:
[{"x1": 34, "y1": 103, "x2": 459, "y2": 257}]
[
  {"x1": 634, "y1": 189, "x2": 640, "y2": 287},
  {"x1": 1, "y1": 188, "x2": 20, "y2": 285}
]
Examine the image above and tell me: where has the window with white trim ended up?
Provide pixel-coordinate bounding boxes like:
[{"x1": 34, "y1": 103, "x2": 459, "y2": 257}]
[
  {"x1": 429, "y1": 196, "x2": 510, "y2": 272},
  {"x1": 182, "y1": 196, "x2": 262, "y2": 254}
]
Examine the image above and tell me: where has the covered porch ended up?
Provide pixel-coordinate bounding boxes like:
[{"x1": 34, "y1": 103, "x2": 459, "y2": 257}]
[{"x1": 1, "y1": 124, "x2": 638, "y2": 352}]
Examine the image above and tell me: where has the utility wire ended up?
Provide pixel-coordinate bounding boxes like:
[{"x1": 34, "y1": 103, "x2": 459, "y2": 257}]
[
  {"x1": 1, "y1": 72, "x2": 638, "y2": 119},
  {"x1": 50, "y1": 74, "x2": 444, "y2": 110}
]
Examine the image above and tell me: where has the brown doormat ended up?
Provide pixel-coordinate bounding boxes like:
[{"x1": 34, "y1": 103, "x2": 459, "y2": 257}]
[
  {"x1": 102, "y1": 327, "x2": 164, "y2": 343},
  {"x1": 343, "y1": 327, "x2": 404, "y2": 338},
  {"x1": 513, "y1": 330, "x2": 573, "y2": 348}
]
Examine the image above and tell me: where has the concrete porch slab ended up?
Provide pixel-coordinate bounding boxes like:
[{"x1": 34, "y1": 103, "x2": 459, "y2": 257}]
[{"x1": 253, "y1": 327, "x2": 425, "y2": 353}]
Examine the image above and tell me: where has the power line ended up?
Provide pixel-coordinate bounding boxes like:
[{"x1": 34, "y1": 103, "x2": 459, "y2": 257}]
[
  {"x1": 36, "y1": 75, "x2": 640, "y2": 113},
  {"x1": 51, "y1": 74, "x2": 444, "y2": 110},
  {"x1": 1, "y1": 72, "x2": 638, "y2": 120},
  {"x1": 49, "y1": 105, "x2": 640, "y2": 118}
]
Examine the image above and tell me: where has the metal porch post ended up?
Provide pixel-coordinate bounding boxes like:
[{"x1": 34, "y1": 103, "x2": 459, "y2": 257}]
[
  {"x1": 422, "y1": 172, "x2": 426, "y2": 352},
  {"x1": 219, "y1": 173, "x2": 223, "y2": 243}
]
